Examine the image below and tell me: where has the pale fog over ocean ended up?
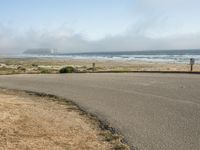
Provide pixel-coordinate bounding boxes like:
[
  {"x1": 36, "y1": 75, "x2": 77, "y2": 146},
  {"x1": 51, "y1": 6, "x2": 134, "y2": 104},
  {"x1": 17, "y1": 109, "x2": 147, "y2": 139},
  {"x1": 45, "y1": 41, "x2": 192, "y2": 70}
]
[{"x1": 12, "y1": 49, "x2": 200, "y2": 64}]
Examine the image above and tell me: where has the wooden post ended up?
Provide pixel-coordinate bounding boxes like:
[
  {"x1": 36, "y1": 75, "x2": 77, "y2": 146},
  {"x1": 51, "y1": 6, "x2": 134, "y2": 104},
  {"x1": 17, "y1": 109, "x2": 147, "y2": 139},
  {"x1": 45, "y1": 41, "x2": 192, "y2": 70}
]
[
  {"x1": 190, "y1": 58, "x2": 195, "y2": 72},
  {"x1": 92, "y1": 63, "x2": 96, "y2": 72}
]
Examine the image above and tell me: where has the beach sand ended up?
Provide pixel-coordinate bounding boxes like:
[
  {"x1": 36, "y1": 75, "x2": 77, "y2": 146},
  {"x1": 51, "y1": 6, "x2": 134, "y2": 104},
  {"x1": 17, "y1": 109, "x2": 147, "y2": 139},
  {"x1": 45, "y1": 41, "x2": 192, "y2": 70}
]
[{"x1": 0, "y1": 57, "x2": 200, "y2": 74}]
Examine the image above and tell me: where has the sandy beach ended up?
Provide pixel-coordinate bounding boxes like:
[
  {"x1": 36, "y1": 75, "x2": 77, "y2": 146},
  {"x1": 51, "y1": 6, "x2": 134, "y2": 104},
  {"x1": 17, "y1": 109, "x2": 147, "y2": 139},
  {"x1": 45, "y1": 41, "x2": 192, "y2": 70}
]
[{"x1": 0, "y1": 58, "x2": 200, "y2": 75}]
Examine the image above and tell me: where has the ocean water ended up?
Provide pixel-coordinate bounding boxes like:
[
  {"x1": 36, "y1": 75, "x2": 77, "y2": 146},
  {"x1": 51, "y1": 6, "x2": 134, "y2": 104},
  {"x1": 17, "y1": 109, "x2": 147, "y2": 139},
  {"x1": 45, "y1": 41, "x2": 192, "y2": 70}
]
[{"x1": 19, "y1": 49, "x2": 200, "y2": 64}]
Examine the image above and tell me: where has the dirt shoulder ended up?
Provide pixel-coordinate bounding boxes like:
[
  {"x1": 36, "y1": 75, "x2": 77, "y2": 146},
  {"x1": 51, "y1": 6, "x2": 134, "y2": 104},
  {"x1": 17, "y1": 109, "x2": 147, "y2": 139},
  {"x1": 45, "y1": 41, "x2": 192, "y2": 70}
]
[{"x1": 0, "y1": 89, "x2": 128, "y2": 150}]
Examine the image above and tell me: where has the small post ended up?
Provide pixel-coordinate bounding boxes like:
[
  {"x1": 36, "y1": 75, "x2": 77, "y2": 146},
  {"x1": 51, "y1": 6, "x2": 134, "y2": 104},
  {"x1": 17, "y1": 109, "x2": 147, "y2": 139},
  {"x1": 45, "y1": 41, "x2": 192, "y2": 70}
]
[
  {"x1": 190, "y1": 58, "x2": 195, "y2": 72},
  {"x1": 92, "y1": 63, "x2": 96, "y2": 72}
]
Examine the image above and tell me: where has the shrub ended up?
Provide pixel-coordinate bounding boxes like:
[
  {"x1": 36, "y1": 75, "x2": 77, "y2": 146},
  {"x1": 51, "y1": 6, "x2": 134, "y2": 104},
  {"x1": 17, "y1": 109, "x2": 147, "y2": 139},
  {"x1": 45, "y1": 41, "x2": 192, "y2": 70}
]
[
  {"x1": 32, "y1": 63, "x2": 38, "y2": 67},
  {"x1": 59, "y1": 66, "x2": 76, "y2": 73},
  {"x1": 17, "y1": 66, "x2": 26, "y2": 72}
]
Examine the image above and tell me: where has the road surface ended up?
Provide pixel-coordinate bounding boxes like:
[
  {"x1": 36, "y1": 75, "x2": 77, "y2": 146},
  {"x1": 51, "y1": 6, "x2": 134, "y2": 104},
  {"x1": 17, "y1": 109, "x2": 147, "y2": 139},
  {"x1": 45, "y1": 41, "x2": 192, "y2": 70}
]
[{"x1": 0, "y1": 73, "x2": 199, "y2": 150}]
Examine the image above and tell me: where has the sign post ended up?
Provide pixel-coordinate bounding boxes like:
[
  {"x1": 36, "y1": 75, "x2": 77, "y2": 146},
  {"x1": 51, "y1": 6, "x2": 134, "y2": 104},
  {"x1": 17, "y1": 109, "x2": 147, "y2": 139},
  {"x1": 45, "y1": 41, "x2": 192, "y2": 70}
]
[
  {"x1": 190, "y1": 58, "x2": 195, "y2": 72},
  {"x1": 92, "y1": 63, "x2": 96, "y2": 72}
]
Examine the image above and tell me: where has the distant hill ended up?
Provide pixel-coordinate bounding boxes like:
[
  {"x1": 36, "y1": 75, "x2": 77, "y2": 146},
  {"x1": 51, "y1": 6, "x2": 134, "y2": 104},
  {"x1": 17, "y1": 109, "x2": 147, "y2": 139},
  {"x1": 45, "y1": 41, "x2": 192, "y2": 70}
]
[{"x1": 23, "y1": 49, "x2": 57, "y2": 55}]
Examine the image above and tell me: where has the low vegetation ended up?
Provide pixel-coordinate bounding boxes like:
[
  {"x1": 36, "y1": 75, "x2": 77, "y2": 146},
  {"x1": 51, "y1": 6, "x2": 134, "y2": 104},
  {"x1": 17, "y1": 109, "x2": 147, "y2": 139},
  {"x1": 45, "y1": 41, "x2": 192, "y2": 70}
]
[
  {"x1": 0, "y1": 57, "x2": 200, "y2": 75},
  {"x1": 0, "y1": 58, "x2": 100, "y2": 75},
  {"x1": 59, "y1": 66, "x2": 76, "y2": 73}
]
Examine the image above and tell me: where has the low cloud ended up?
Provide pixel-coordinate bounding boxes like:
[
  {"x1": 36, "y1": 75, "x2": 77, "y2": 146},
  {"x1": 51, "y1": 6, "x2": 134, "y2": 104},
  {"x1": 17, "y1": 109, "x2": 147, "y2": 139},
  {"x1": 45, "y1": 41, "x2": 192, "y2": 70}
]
[{"x1": 0, "y1": 23, "x2": 200, "y2": 54}]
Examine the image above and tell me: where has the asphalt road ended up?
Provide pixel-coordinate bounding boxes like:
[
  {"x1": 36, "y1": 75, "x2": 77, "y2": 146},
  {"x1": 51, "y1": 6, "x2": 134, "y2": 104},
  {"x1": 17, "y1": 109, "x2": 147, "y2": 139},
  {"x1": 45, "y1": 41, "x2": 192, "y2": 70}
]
[{"x1": 0, "y1": 73, "x2": 199, "y2": 150}]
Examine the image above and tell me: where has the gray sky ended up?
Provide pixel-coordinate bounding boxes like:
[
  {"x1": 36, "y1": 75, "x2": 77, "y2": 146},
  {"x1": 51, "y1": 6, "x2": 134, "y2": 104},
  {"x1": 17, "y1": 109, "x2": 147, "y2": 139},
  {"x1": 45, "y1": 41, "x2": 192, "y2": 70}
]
[{"x1": 0, "y1": 0, "x2": 200, "y2": 54}]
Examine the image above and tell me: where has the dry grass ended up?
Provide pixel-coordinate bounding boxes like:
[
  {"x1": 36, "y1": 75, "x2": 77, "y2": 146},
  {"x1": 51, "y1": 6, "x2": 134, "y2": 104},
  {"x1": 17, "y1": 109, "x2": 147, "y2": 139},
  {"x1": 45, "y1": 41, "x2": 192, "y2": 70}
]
[{"x1": 0, "y1": 89, "x2": 129, "y2": 150}]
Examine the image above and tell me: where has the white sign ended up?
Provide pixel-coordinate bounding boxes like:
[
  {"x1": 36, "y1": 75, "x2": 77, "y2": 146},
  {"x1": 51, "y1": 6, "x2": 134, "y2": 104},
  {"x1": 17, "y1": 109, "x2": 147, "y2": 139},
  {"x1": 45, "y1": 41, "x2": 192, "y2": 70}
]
[{"x1": 190, "y1": 58, "x2": 195, "y2": 65}]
